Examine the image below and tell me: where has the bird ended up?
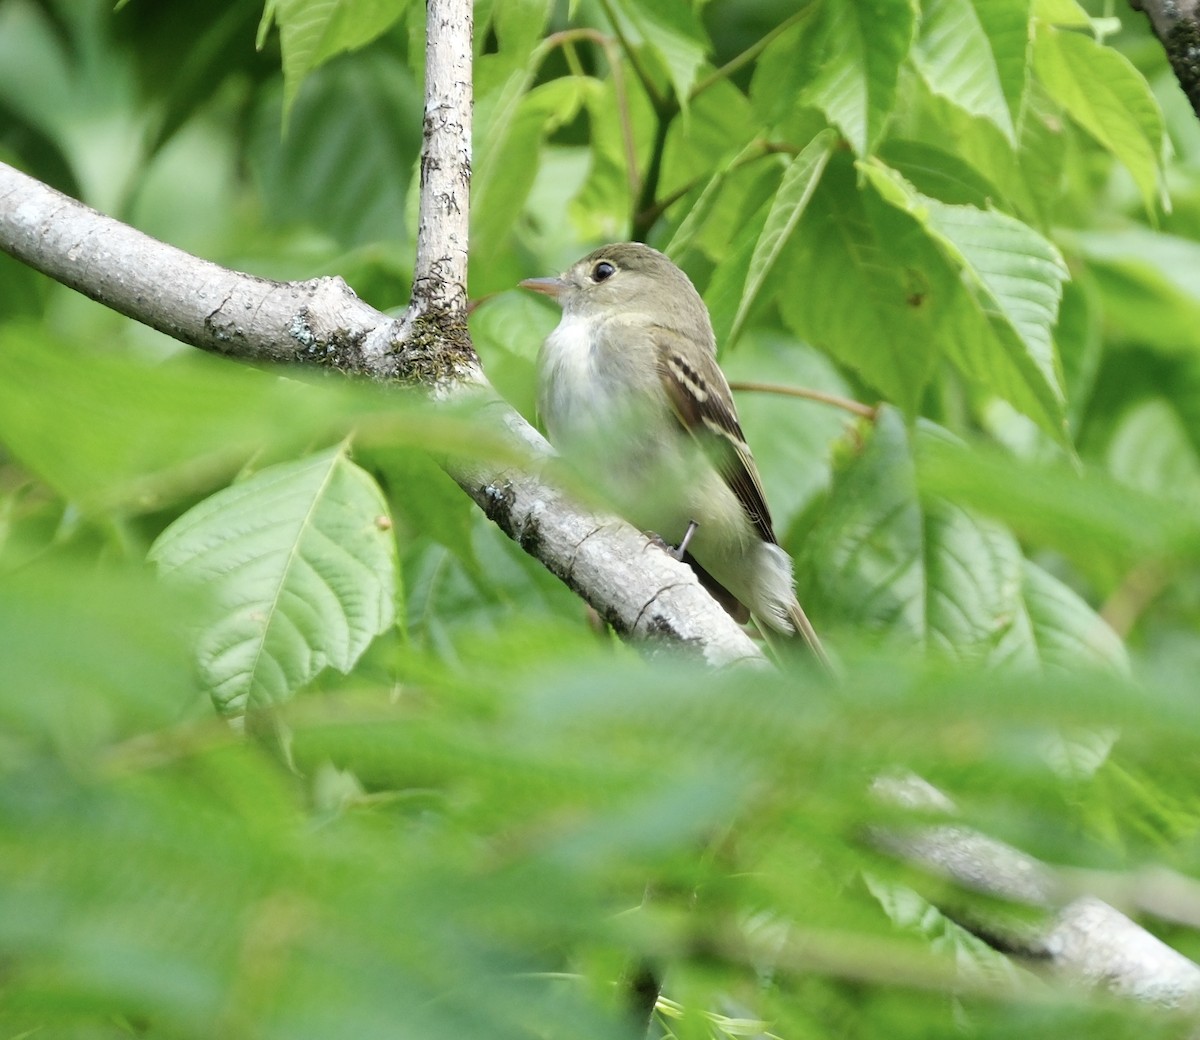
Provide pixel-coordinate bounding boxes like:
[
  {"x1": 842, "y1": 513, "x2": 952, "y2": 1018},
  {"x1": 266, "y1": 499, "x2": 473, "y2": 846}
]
[{"x1": 521, "y1": 242, "x2": 830, "y2": 668}]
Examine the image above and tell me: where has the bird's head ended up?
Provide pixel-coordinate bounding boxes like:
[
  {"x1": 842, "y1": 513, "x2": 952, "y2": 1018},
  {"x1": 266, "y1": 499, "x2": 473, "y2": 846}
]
[{"x1": 520, "y1": 242, "x2": 709, "y2": 332}]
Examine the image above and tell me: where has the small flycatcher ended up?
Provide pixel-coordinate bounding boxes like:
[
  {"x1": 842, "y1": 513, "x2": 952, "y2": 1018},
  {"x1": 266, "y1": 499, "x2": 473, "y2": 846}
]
[{"x1": 522, "y1": 242, "x2": 829, "y2": 667}]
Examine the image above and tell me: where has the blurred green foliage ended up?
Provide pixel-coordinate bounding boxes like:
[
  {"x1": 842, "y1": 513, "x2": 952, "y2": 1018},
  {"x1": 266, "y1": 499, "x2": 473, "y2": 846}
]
[{"x1": 3, "y1": 0, "x2": 1200, "y2": 1036}]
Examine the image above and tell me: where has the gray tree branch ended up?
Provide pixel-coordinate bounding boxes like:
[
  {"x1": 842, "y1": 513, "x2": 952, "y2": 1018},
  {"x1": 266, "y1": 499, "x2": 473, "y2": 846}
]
[
  {"x1": 873, "y1": 774, "x2": 1200, "y2": 1007},
  {"x1": 1129, "y1": 0, "x2": 1200, "y2": 117},
  {"x1": 414, "y1": 0, "x2": 473, "y2": 317}
]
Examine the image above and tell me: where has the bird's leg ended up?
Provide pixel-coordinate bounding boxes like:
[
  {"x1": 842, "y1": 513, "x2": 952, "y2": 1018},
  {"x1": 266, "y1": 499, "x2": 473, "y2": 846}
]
[
  {"x1": 674, "y1": 519, "x2": 699, "y2": 561},
  {"x1": 645, "y1": 520, "x2": 699, "y2": 561}
]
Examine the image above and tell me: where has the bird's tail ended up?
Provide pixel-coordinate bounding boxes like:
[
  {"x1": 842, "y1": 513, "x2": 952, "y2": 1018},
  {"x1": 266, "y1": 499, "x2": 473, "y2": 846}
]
[{"x1": 787, "y1": 599, "x2": 836, "y2": 675}]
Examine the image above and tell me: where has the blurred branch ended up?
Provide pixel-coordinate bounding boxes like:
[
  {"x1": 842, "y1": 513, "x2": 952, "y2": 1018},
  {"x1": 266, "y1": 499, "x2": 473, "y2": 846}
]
[
  {"x1": 1063, "y1": 864, "x2": 1200, "y2": 931},
  {"x1": 1101, "y1": 560, "x2": 1168, "y2": 637},
  {"x1": 1128, "y1": 0, "x2": 1200, "y2": 117},
  {"x1": 871, "y1": 773, "x2": 1200, "y2": 1007}
]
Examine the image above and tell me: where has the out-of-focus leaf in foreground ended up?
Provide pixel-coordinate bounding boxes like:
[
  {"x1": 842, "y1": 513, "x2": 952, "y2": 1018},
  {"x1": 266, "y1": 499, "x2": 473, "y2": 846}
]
[{"x1": 801, "y1": 409, "x2": 1125, "y2": 672}]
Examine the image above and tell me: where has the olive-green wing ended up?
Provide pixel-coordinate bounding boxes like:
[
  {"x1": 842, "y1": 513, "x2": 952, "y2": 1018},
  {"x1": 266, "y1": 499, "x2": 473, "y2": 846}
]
[{"x1": 653, "y1": 328, "x2": 777, "y2": 545}]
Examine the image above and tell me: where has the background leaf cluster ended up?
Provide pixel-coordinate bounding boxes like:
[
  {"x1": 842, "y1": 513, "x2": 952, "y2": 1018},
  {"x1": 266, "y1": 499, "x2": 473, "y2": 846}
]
[{"x1": 3, "y1": 0, "x2": 1200, "y2": 1036}]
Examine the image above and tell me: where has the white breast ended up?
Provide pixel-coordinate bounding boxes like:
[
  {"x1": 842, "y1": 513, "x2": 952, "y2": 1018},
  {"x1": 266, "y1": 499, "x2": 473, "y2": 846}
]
[
  {"x1": 537, "y1": 312, "x2": 625, "y2": 446},
  {"x1": 537, "y1": 310, "x2": 700, "y2": 537}
]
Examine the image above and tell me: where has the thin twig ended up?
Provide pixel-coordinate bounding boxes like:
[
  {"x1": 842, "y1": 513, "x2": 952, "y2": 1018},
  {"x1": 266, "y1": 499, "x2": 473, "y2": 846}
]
[
  {"x1": 603, "y1": 2, "x2": 817, "y2": 239},
  {"x1": 689, "y1": 4, "x2": 816, "y2": 103},
  {"x1": 595, "y1": 0, "x2": 670, "y2": 238},
  {"x1": 729, "y1": 380, "x2": 878, "y2": 421},
  {"x1": 632, "y1": 113, "x2": 671, "y2": 240},
  {"x1": 597, "y1": 0, "x2": 667, "y2": 113},
  {"x1": 607, "y1": 41, "x2": 639, "y2": 200},
  {"x1": 634, "y1": 140, "x2": 798, "y2": 233},
  {"x1": 634, "y1": 179, "x2": 699, "y2": 235},
  {"x1": 541, "y1": 28, "x2": 640, "y2": 202},
  {"x1": 1100, "y1": 559, "x2": 1168, "y2": 637}
]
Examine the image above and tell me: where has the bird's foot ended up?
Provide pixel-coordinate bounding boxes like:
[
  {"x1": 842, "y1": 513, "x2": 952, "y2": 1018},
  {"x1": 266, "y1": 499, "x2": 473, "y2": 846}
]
[
  {"x1": 675, "y1": 519, "x2": 699, "y2": 560},
  {"x1": 645, "y1": 519, "x2": 700, "y2": 562},
  {"x1": 644, "y1": 530, "x2": 674, "y2": 555}
]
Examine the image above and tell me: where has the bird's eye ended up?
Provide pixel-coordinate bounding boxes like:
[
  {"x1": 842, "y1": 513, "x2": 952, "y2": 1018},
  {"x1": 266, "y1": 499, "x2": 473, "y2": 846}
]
[{"x1": 592, "y1": 261, "x2": 616, "y2": 282}]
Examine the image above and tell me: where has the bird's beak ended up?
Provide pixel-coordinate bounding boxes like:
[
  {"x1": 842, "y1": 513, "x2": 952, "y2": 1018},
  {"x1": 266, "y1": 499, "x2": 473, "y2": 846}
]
[{"x1": 519, "y1": 275, "x2": 565, "y2": 299}]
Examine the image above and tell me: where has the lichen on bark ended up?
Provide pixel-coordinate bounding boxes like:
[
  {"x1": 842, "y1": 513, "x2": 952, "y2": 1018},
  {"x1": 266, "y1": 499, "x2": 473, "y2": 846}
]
[
  {"x1": 390, "y1": 307, "x2": 476, "y2": 387},
  {"x1": 1168, "y1": 18, "x2": 1200, "y2": 115}
]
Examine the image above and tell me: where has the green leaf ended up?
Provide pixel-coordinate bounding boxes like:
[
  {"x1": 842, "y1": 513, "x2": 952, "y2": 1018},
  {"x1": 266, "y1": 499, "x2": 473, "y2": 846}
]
[
  {"x1": 878, "y1": 138, "x2": 1007, "y2": 213},
  {"x1": 569, "y1": 75, "x2": 654, "y2": 242},
  {"x1": 973, "y1": 0, "x2": 1034, "y2": 126},
  {"x1": 727, "y1": 129, "x2": 837, "y2": 345},
  {"x1": 721, "y1": 331, "x2": 858, "y2": 533},
  {"x1": 0, "y1": 327, "x2": 355, "y2": 514},
  {"x1": 493, "y1": 0, "x2": 555, "y2": 61},
  {"x1": 109, "y1": 5, "x2": 269, "y2": 159},
  {"x1": 1055, "y1": 277, "x2": 1103, "y2": 433},
  {"x1": 1010, "y1": 559, "x2": 1127, "y2": 673},
  {"x1": 916, "y1": 436, "x2": 1200, "y2": 576},
  {"x1": 862, "y1": 162, "x2": 1069, "y2": 440},
  {"x1": 804, "y1": 0, "x2": 917, "y2": 155},
  {"x1": 1075, "y1": 227, "x2": 1200, "y2": 355},
  {"x1": 469, "y1": 289, "x2": 551, "y2": 422},
  {"x1": 1032, "y1": 24, "x2": 1164, "y2": 213},
  {"x1": 775, "y1": 152, "x2": 944, "y2": 412},
  {"x1": 913, "y1": 0, "x2": 1028, "y2": 142},
  {"x1": 150, "y1": 445, "x2": 397, "y2": 716},
  {"x1": 472, "y1": 75, "x2": 590, "y2": 292},
  {"x1": 1032, "y1": 0, "x2": 1092, "y2": 27},
  {"x1": 1013, "y1": 77, "x2": 1071, "y2": 228},
  {"x1": 664, "y1": 139, "x2": 762, "y2": 260},
  {"x1": 257, "y1": 0, "x2": 278, "y2": 49},
  {"x1": 403, "y1": 519, "x2": 587, "y2": 651},
  {"x1": 898, "y1": 66, "x2": 1072, "y2": 230},
  {"x1": 250, "y1": 50, "x2": 423, "y2": 249},
  {"x1": 606, "y1": 0, "x2": 710, "y2": 109},
  {"x1": 1104, "y1": 398, "x2": 1200, "y2": 500},
  {"x1": 896, "y1": 75, "x2": 1027, "y2": 213},
  {"x1": 474, "y1": 61, "x2": 538, "y2": 189},
  {"x1": 926, "y1": 203, "x2": 1067, "y2": 437},
  {"x1": 703, "y1": 175, "x2": 775, "y2": 351},
  {"x1": 275, "y1": 0, "x2": 411, "y2": 120},
  {"x1": 0, "y1": 564, "x2": 203, "y2": 751},
  {"x1": 803, "y1": 411, "x2": 1125, "y2": 670},
  {"x1": 749, "y1": 18, "x2": 815, "y2": 128},
  {"x1": 367, "y1": 446, "x2": 480, "y2": 576},
  {"x1": 661, "y1": 78, "x2": 757, "y2": 203},
  {"x1": 867, "y1": 876, "x2": 1027, "y2": 987},
  {"x1": 800, "y1": 409, "x2": 1027, "y2": 659},
  {"x1": 662, "y1": 140, "x2": 753, "y2": 260}
]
